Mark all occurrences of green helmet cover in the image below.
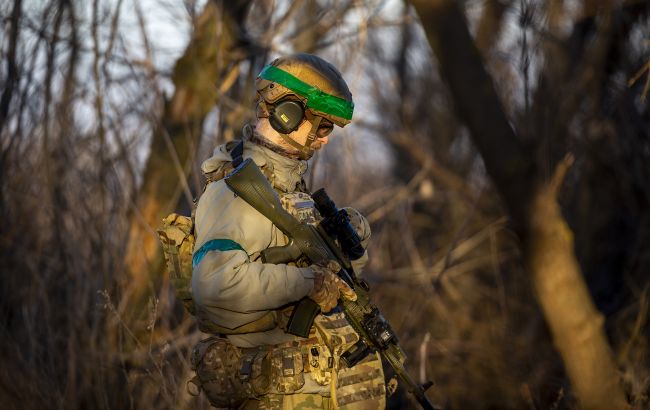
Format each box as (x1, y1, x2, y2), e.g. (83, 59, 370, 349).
(258, 64, 354, 121)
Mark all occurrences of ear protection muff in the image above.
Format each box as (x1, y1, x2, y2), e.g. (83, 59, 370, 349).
(257, 96, 323, 159)
(268, 100, 305, 134)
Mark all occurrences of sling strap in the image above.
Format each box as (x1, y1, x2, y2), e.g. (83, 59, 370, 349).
(231, 139, 244, 168)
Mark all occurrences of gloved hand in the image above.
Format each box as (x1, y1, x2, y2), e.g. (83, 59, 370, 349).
(308, 260, 357, 313)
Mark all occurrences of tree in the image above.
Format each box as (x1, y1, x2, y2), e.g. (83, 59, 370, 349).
(123, 0, 253, 305)
(409, 0, 635, 408)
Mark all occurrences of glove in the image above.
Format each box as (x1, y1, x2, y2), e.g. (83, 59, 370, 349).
(308, 260, 357, 313)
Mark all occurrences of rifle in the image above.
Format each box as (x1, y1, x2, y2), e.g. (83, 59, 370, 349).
(224, 158, 439, 410)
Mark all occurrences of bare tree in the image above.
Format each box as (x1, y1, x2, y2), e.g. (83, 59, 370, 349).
(123, 0, 254, 305)
(409, 0, 642, 408)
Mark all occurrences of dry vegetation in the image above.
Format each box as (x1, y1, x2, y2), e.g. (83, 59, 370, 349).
(1, 0, 649, 409)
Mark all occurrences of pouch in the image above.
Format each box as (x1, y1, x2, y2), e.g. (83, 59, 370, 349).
(190, 337, 247, 408)
(240, 349, 272, 397)
(306, 343, 333, 386)
(157, 213, 195, 315)
(271, 346, 305, 393)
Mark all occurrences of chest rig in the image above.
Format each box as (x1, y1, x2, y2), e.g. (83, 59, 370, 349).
(279, 192, 319, 225)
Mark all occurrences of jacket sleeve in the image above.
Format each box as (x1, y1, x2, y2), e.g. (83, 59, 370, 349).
(191, 181, 315, 317)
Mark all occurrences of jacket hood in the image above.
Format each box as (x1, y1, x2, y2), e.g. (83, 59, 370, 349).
(201, 139, 308, 193)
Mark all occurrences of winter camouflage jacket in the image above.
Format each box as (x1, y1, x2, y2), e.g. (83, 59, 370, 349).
(192, 140, 369, 348)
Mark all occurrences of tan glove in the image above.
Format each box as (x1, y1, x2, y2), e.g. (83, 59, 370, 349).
(308, 260, 357, 313)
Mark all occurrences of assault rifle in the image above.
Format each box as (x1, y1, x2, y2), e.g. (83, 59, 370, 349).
(224, 158, 439, 410)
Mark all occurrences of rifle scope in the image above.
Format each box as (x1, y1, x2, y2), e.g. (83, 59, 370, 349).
(312, 188, 365, 261)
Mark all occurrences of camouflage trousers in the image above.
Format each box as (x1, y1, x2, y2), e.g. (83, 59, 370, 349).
(189, 313, 386, 409)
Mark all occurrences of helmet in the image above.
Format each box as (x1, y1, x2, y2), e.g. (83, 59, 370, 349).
(256, 53, 354, 127)
(255, 53, 354, 159)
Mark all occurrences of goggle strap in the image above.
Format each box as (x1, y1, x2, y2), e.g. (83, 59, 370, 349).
(304, 116, 322, 150)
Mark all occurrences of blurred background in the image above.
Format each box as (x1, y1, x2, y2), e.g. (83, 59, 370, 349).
(1, 0, 649, 408)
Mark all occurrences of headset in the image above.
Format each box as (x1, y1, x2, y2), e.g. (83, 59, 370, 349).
(268, 99, 306, 134)
(261, 97, 324, 159)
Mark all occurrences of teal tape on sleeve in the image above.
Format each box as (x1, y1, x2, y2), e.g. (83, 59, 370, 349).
(192, 239, 246, 269)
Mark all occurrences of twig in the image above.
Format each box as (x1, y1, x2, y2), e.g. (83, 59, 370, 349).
(431, 217, 507, 283)
(366, 165, 428, 223)
(628, 57, 650, 103)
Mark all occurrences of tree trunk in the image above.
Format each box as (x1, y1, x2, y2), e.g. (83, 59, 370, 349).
(409, 1, 627, 408)
(124, 0, 251, 301)
(528, 157, 628, 409)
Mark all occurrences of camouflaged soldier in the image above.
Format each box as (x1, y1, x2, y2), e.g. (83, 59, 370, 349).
(189, 54, 386, 409)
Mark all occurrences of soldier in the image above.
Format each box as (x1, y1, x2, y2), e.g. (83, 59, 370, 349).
(188, 54, 386, 409)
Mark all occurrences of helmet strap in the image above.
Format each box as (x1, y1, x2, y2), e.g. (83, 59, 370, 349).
(249, 131, 302, 159)
(303, 114, 322, 150)
(276, 115, 321, 160)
